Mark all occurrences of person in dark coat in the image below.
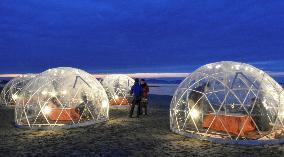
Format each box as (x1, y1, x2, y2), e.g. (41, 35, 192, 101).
(129, 78, 143, 118)
(251, 97, 270, 131)
(140, 79, 149, 115)
(188, 83, 208, 104)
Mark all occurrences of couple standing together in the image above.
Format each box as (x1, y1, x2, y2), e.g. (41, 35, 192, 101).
(129, 78, 149, 118)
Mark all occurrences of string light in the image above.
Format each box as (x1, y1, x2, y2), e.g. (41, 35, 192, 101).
(189, 108, 200, 119)
(235, 65, 240, 70)
(50, 91, 57, 97)
(102, 100, 108, 108)
(41, 90, 47, 95)
(42, 106, 52, 115)
(215, 64, 221, 69)
(207, 65, 213, 69)
(62, 90, 67, 95)
(12, 94, 18, 100)
(114, 95, 119, 99)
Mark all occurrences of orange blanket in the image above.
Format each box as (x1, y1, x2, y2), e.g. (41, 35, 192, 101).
(110, 98, 129, 106)
(49, 108, 80, 121)
(203, 114, 255, 136)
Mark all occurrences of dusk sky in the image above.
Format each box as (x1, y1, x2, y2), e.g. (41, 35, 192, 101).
(1, 0, 284, 74)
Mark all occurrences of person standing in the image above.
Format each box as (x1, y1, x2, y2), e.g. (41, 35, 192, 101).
(250, 97, 270, 131)
(129, 78, 142, 118)
(140, 79, 149, 115)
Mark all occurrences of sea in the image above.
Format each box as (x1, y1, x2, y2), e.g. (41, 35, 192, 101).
(148, 83, 179, 96)
(148, 76, 284, 96)
(1, 76, 283, 96)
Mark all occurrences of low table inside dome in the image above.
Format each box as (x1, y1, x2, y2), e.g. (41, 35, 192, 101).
(48, 108, 80, 121)
(203, 112, 256, 137)
(109, 97, 129, 106)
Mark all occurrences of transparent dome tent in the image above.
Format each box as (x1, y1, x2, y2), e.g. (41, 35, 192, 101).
(15, 67, 109, 129)
(1, 74, 36, 106)
(170, 61, 284, 145)
(101, 74, 134, 108)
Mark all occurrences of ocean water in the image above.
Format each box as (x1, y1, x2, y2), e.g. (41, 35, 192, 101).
(149, 76, 284, 96)
(149, 84, 179, 96)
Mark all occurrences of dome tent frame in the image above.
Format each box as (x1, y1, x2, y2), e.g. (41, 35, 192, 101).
(170, 61, 284, 145)
(15, 67, 109, 129)
(1, 74, 36, 106)
(101, 74, 134, 108)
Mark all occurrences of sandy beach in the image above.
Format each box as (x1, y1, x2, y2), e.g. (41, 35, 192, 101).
(0, 95, 284, 157)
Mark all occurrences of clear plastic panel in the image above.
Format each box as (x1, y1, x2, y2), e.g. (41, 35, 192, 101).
(170, 61, 284, 144)
(15, 67, 109, 129)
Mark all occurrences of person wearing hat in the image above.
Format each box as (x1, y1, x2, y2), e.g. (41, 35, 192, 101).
(129, 78, 143, 118)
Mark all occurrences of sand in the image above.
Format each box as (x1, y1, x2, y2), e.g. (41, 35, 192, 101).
(0, 95, 284, 157)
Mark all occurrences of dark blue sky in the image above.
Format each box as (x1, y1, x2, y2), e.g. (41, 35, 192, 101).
(0, 0, 284, 73)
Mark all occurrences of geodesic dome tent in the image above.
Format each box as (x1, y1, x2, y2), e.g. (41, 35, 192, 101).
(170, 61, 284, 145)
(1, 74, 36, 106)
(15, 67, 109, 129)
(101, 74, 134, 107)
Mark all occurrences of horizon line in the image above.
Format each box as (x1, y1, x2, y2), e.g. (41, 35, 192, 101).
(0, 71, 284, 78)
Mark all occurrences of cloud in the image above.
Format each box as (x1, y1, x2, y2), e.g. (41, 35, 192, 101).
(267, 71, 284, 77)
(0, 74, 22, 77)
(249, 60, 284, 66)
